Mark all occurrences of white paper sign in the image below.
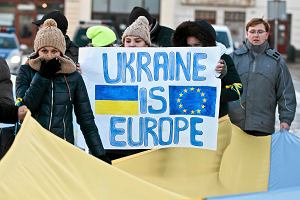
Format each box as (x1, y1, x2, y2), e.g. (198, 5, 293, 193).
(79, 47, 221, 150)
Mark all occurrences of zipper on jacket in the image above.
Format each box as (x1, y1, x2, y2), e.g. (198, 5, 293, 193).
(252, 60, 256, 72)
(63, 105, 67, 140)
(48, 81, 54, 130)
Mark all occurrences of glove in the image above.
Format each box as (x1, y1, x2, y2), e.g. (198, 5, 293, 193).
(39, 58, 61, 79)
(96, 155, 112, 165)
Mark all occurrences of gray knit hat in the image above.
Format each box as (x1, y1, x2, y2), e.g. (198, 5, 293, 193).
(122, 16, 151, 46)
(34, 19, 66, 54)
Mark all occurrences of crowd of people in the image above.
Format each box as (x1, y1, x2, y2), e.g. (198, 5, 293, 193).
(0, 7, 297, 162)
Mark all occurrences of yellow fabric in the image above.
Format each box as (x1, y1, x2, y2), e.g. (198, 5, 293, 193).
(113, 116, 272, 199)
(113, 115, 232, 198)
(0, 111, 189, 200)
(95, 100, 138, 115)
(219, 124, 271, 193)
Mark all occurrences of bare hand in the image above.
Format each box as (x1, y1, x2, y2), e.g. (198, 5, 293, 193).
(18, 105, 28, 122)
(280, 122, 290, 131)
(215, 59, 225, 73)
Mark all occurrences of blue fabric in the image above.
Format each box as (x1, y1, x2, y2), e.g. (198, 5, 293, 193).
(95, 85, 138, 101)
(268, 131, 300, 191)
(206, 186, 300, 199)
(169, 86, 216, 117)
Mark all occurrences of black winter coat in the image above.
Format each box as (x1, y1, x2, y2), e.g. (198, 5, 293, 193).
(16, 55, 105, 157)
(219, 54, 243, 117)
(0, 103, 18, 124)
(150, 19, 174, 47)
(65, 35, 79, 64)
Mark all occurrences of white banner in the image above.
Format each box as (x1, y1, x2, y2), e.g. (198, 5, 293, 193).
(79, 47, 221, 150)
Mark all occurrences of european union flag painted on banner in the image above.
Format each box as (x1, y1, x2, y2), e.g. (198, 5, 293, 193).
(95, 85, 138, 115)
(169, 86, 216, 117)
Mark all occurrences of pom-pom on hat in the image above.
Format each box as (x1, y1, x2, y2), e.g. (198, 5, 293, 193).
(34, 19, 66, 54)
(86, 25, 117, 47)
(122, 16, 151, 46)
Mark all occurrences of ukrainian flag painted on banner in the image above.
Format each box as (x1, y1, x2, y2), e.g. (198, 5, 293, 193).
(169, 86, 216, 117)
(95, 85, 138, 115)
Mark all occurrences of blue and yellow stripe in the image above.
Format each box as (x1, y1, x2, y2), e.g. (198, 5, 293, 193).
(95, 85, 138, 115)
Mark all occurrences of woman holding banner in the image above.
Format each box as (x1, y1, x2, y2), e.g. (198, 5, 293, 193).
(166, 20, 243, 173)
(15, 19, 111, 164)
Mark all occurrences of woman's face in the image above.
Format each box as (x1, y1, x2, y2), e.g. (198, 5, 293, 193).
(38, 46, 60, 60)
(187, 36, 203, 47)
(124, 36, 148, 47)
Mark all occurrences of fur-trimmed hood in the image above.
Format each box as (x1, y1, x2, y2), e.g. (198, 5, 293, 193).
(28, 52, 76, 74)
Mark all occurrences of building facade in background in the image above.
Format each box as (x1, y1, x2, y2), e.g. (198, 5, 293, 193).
(160, 0, 298, 53)
(0, 0, 64, 48)
(0, 0, 299, 53)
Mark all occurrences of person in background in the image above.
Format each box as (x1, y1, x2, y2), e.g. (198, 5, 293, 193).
(86, 25, 117, 47)
(172, 20, 243, 118)
(32, 10, 79, 63)
(228, 18, 296, 136)
(128, 6, 174, 47)
(16, 19, 110, 164)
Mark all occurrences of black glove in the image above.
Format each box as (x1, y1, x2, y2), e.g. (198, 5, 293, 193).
(96, 155, 112, 165)
(39, 58, 61, 79)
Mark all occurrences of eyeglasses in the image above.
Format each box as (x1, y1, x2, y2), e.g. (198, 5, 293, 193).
(248, 29, 266, 35)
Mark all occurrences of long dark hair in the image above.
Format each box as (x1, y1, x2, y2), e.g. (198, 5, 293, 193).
(172, 21, 216, 47)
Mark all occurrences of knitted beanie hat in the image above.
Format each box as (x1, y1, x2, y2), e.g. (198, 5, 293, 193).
(122, 16, 151, 46)
(34, 19, 66, 54)
(86, 25, 117, 47)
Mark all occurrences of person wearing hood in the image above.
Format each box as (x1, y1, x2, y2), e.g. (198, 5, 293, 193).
(228, 18, 296, 136)
(172, 20, 243, 118)
(32, 10, 79, 63)
(16, 19, 110, 164)
(128, 6, 174, 47)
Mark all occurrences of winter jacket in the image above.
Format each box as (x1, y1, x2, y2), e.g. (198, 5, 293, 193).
(65, 35, 79, 63)
(228, 41, 296, 134)
(16, 55, 106, 157)
(0, 58, 14, 105)
(150, 19, 174, 47)
(219, 54, 243, 118)
(0, 103, 18, 124)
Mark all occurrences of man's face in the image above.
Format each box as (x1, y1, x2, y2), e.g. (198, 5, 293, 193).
(246, 23, 269, 45)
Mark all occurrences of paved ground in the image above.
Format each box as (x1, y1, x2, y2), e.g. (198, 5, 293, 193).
(280, 60, 300, 135)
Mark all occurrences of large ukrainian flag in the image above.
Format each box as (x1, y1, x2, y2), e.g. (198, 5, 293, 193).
(95, 85, 138, 115)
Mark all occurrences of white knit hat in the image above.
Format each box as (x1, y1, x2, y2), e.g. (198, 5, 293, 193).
(122, 16, 151, 46)
(34, 18, 66, 54)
